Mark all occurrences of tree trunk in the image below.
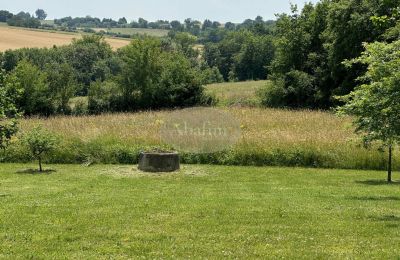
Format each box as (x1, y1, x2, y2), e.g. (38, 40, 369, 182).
(39, 156, 42, 172)
(388, 145, 392, 183)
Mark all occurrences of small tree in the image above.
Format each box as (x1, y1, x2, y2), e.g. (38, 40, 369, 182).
(337, 40, 400, 183)
(23, 126, 59, 172)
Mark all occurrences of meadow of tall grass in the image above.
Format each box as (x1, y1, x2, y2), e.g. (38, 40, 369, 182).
(205, 81, 266, 107)
(4, 107, 397, 170)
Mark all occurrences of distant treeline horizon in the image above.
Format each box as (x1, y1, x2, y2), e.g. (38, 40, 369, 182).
(0, 8, 275, 31)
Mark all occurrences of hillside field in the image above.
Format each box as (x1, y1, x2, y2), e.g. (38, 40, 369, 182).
(0, 26, 130, 51)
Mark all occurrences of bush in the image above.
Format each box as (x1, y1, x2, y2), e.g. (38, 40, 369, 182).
(88, 80, 121, 113)
(71, 98, 88, 115)
(261, 71, 316, 108)
(259, 80, 286, 108)
(199, 66, 224, 85)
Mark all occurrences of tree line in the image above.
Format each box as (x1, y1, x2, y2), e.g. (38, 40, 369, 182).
(0, 35, 215, 116)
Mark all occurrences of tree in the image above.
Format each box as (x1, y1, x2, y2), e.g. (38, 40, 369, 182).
(35, 9, 47, 20)
(11, 60, 52, 115)
(118, 38, 163, 110)
(0, 70, 21, 152)
(88, 80, 121, 113)
(170, 20, 183, 31)
(337, 40, 400, 183)
(118, 17, 127, 25)
(23, 126, 59, 172)
(0, 10, 13, 22)
(66, 35, 113, 95)
(44, 62, 77, 114)
(138, 17, 148, 28)
(157, 52, 205, 108)
(172, 32, 198, 59)
(233, 34, 275, 81)
(224, 22, 236, 30)
(7, 12, 40, 28)
(117, 38, 206, 110)
(202, 19, 213, 30)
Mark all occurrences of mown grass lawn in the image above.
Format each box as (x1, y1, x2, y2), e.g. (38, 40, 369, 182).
(0, 164, 399, 258)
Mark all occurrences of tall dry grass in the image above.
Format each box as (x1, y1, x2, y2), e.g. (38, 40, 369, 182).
(7, 107, 394, 170)
(205, 81, 267, 107)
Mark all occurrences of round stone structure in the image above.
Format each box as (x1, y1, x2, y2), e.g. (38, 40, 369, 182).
(138, 152, 180, 172)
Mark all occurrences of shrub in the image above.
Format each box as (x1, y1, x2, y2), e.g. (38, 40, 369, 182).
(259, 80, 286, 108)
(88, 80, 121, 113)
(71, 98, 88, 116)
(261, 71, 316, 108)
(199, 66, 224, 85)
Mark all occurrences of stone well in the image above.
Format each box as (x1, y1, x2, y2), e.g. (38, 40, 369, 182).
(138, 152, 180, 172)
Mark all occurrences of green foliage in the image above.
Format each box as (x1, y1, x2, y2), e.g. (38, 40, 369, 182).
(23, 126, 59, 171)
(65, 35, 113, 95)
(88, 80, 121, 113)
(233, 35, 275, 81)
(10, 60, 52, 115)
(0, 70, 21, 151)
(117, 37, 206, 110)
(0, 10, 13, 22)
(0, 34, 208, 115)
(265, 70, 316, 108)
(158, 52, 205, 108)
(199, 66, 224, 85)
(35, 9, 47, 20)
(118, 38, 163, 109)
(338, 40, 400, 145)
(268, 0, 400, 109)
(204, 30, 274, 81)
(3, 1, 400, 113)
(171, 32, 199, 59)
(259, 81, 286, 108)
(44, 62, 77, 114)
(5, 59, 77, 116)
(337, 40, 400, 181)
(7, 11, 40, 28)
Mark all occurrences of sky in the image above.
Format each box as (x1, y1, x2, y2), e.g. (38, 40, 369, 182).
(2, 0, 319, 23)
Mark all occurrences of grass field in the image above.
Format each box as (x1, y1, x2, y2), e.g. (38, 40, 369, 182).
(4, 106, 395, 170)
(0, 26, 130, 51)
(0, 164, 399, 258)
(205, 80, 267, 107)
(93, 27, 169, 37)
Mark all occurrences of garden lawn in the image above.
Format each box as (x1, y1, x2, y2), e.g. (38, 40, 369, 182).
(0, 164, 400, 258)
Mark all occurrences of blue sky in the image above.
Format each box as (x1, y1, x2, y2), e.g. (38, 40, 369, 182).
(2, 0, 319, 23)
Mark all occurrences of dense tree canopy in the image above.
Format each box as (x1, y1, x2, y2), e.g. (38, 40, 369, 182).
(262, 0, 400, 108)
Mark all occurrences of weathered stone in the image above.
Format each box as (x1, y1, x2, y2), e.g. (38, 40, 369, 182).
(138, 152, 180, 172)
